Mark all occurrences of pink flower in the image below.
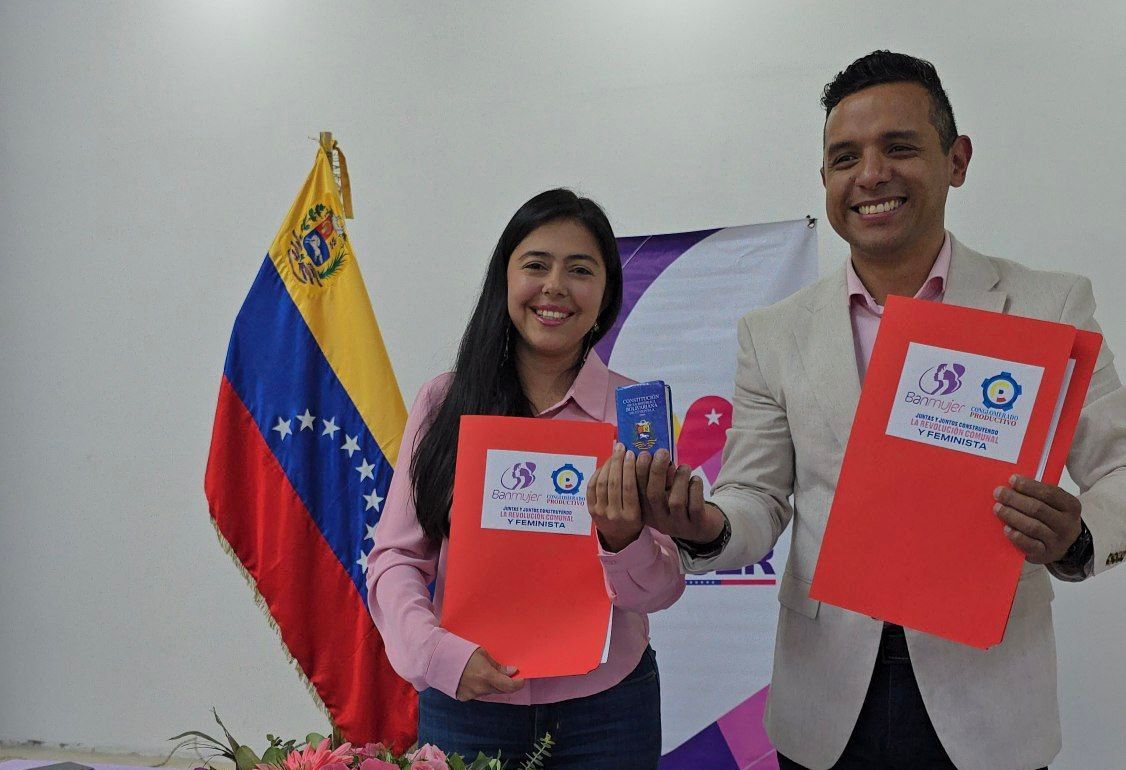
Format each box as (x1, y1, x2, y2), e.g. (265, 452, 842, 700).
(358, 760, 398, 770)
(358, 743, 388, 759)
(406, 745, 447, 764)
(409, 762, 449, 770)
(279, 739, 354, 770)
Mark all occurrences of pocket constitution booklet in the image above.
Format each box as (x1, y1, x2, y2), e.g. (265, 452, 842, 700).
(615, 380, 675, 461)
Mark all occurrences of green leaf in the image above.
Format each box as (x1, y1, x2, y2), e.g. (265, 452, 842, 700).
(516, 733, 553, 770)
(154, 737, 210, 767)
(261, 746, 285, 766)
(167, 730, 225, 745)
(234, 745, 261, 770)
(466, 754, 504, 770)
(316, 251, 345, 280)
(305, 732, 326, 748)
(211, 708, 242, 755)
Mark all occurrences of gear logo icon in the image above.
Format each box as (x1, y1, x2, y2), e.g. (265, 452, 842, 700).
(981, 372, 1022, 411)
(551, 463, 584, 495)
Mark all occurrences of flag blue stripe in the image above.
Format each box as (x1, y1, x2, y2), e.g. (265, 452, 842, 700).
(222, 257, 393, 598)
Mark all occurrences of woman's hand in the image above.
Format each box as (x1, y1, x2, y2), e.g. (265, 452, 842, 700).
(588, 442, 645, 552)
(634, 448, 724, 544)
(455, 647, 525, 701)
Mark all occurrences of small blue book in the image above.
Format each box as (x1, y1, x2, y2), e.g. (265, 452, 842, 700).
(615, 380, 675, 462)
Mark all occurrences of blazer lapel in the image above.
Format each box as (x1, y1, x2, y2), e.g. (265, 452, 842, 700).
(794, 239, 1006, 450)
(794, 267, 862, 450)
(942, 236, 1007, 313)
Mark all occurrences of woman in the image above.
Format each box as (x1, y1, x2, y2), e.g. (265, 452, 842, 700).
(367, 189, 684, 768)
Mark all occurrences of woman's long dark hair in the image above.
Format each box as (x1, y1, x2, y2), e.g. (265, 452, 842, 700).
(410, 189, 623, 541)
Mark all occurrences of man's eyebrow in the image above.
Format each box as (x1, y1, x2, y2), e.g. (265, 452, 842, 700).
(881, 130, 923, 142)
(825, 130, 925, 158)
(825, 140, 857, 158)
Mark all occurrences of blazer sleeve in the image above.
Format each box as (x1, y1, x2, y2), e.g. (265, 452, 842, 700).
(681, 311, 796, 574)
(1051, 276, 1126, 580)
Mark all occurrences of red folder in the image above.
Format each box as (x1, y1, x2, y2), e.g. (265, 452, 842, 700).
(810, 296, 1100, 648)
(440, 415, 616, 677)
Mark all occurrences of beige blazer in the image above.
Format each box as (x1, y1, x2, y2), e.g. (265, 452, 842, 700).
(683, 237, 1126, 770)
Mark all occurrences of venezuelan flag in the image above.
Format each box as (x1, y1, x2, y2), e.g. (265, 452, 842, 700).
(205, 144, 416, 749)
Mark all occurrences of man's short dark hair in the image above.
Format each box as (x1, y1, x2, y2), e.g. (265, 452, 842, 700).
(822, 51, 959, 152)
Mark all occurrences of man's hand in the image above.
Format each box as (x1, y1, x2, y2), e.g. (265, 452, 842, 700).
(634, 448, 725, 544)
(588, 443, 644, 552)
(455, 647, 525, 701)
(993, 475, 1083, 564)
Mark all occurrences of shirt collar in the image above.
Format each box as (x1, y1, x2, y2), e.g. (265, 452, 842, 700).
(538, 351, 611, 420)
(846, 231, 951, 313)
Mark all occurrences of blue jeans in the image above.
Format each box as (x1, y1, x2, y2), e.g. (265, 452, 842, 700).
(418, 645, 661, 769)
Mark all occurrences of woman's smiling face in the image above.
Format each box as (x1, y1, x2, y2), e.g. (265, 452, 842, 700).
(506, 218, 607, 363)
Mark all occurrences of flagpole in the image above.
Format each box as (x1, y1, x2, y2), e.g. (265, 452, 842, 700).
(319, 130, 338, 185)
(319, 130, 353, 219)
(315, 132, 353, 747)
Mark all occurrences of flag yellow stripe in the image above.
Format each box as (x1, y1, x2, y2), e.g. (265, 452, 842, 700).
(268, 149, 406, 464)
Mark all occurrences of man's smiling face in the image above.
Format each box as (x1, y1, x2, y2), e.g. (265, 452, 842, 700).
(822, 81, 970, 263)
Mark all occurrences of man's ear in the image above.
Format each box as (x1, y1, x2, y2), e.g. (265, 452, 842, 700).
(949, 135, 973, 188)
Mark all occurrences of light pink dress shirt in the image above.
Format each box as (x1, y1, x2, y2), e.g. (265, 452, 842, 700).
(366, 353, 685, 704)
(847, 233, 952, 378)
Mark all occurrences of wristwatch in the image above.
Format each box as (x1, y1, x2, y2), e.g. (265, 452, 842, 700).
(675, 510, 731, 559)
(1056, 518, 1093, 571)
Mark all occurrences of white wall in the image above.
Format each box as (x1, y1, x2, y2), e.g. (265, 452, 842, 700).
(1, 1, 1122, 766)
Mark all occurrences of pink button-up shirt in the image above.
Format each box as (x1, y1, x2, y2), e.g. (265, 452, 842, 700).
(847, 233, 952, 377)
(367, 353, 685, 704)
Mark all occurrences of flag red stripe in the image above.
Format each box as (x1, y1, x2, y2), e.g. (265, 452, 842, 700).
(205, 376, 417, 749)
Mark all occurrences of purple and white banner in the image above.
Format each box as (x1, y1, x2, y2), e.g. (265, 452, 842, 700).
(595, 219, 818, 769)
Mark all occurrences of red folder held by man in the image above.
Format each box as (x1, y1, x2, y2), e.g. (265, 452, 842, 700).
(810, 296, 1100, 648)
(441, 415, 616, 677)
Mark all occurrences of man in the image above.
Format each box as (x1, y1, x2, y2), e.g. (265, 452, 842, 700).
(637, 51, 1125, 769)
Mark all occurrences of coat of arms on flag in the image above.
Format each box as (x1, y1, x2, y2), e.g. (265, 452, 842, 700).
(286, 204, 348, 285)
(205, 139, 416, 750)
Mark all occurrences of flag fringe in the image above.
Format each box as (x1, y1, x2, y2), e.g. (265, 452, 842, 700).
(208, 515, 334, 729)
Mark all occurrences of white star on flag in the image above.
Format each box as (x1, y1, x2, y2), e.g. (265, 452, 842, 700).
(364, 489, 384, 511)
(356, 459, 375, 481)
(341, 435, 360, 457)
(272, 417, 293, 439)
(365, 523, 377, 542)
(296, 409, 316, 431)
(705, 408, 722, 426)
(356, 550, 369, 571)
(321, 417, 340, 438)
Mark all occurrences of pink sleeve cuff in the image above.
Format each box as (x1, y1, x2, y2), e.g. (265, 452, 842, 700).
(423, 630, 479, 698)
(598, 527, 685, 612)
(598, 526, 660, 573)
